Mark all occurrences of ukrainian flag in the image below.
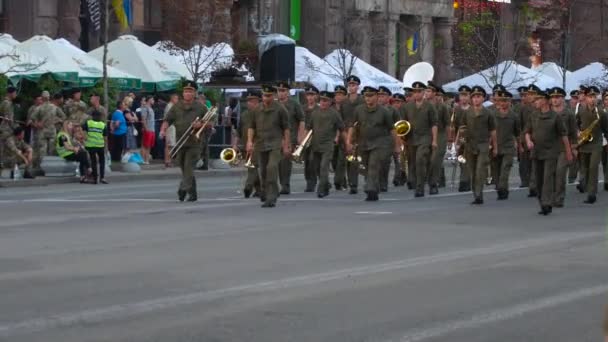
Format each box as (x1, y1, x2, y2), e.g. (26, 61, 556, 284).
(407, 32, 419, 56)
(112, 0, 132, 30)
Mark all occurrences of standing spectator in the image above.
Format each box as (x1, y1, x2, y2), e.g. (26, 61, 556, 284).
(162, 94, 179, 167)
(224, 97, 239, 128)
(140, 96, 156, 164)
(87, 93, 108, 123)
(110, 101, 127, 162)
(83, 110, 108, 184)
(123, 97, 139, 151)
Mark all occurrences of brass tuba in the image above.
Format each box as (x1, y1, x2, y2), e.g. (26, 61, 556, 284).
(394, 120, 411, 137)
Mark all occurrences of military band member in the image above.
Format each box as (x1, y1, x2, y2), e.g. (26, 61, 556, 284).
(392, 93, 408, 186)
(514, 86, 533, 190)
(487, 84, 506, 186)
(453, 85, 472, 192)
(161, 81, 209, 202)
(346, 86, 400, 201)
(402, 82, 438, 197)
(568, 90, 581, 184)
(525, 89, 573, 215)
(377, 86, 400, 192)
(492, 90, 520, 200)
(303, 85, 320, 192)
(307, 91, 345, 198)
(600, 90, 608, 192)
(275, 81, 304, 195)
(459, 86, 497, 204)
(426, 81, 450, 194)
(247, 85, 290, 208)
(550, 87, 578, 207)
(525, 84, 543, 197)
(332, 85, 348, 190)
(232, 90, 262, 198)
(342, 75, 365, 194)
(576, 86, 608, 204)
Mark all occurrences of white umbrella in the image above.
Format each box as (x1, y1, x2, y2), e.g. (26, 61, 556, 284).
(0, 44, 49, 83)
(89, 35, 189, 91)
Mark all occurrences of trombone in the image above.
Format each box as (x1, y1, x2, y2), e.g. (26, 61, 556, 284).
(292, 130, 313, 163)
(169, 106, 218, 159)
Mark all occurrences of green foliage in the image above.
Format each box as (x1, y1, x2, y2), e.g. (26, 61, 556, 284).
(81, 80, 120, 107)
(0, 74, 8, 99)
(13, 74, 63, 122)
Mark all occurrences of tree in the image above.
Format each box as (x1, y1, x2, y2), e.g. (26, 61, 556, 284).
(0, 51, 46, 75)
(159, 0, 233, 84)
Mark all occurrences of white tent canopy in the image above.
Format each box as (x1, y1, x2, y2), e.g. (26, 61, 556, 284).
(570, 62, 607, 89)
(0, 43, 51, 82)
(532, 62, 576, 91)
(295, 47, 342, 91)
(444, 61, 557, 95)
(55, 38, 86, 55)
(324, 49, 404, 93)
(89, 35, 189, 91)
(0, 33, 19, 47)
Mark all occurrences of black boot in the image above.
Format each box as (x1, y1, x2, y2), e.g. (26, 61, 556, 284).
(604, 183, 608, 191)
(365, 191, 379, 201)
(414, 191, 424, 198)
(261, 201, 276, 208)
(576, 183, 585, 193)
(538, 206, 551, 215)
(177, 190, 187, 202)
(349, 188, 358, 195)
(243, 187, 252, 198)
(429, 186, 439, 195)
(584, 195, 596, 204)
(528, 190, 537, 198)
(23, 170, 35, 179)
(280, 186, 290, 195)
(471, 197, 483, 205)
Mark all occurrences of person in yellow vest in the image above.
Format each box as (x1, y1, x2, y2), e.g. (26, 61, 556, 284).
(56, 120, 92, 183)
(82, 110, 108, 184)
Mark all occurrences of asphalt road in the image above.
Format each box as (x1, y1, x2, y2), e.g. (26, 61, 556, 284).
(0, 170, 607, 342)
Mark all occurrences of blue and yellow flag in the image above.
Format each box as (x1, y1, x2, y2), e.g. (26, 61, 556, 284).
(407, 32, 419, 56)
(112, 0, 131, 30)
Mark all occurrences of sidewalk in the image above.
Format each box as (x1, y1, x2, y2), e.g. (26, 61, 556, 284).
(0, 161, 304, 188)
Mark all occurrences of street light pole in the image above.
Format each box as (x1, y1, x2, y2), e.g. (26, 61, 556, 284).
(103, 0, 110, 109)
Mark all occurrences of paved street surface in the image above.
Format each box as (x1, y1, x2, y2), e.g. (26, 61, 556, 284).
(0, 171, 607, 342)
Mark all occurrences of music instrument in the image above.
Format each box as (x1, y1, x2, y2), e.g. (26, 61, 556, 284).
(292, 130, 313, 163)
(394, 120, 411, 137)
(345, 121, 366, 172)
(403, 62, 434, 88)
(577, 106, 600, 146)
(170, 106, 218, 159)
(220, 147, 255, 168)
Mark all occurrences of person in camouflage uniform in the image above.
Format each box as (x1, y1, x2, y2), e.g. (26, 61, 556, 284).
(31, 92, 66, 173)
(64, 89, 89, 126)
(87, 93, 108, 124)
(5, 127, 34, 179)
(0, 86, 17, 171)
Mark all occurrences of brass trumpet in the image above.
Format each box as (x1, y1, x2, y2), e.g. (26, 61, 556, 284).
(220, 147, 255, 169)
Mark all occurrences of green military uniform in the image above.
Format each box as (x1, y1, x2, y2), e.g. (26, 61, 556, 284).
(526, 101, 568, 214)
(302, 90, 319, 192)
(454, 103, 471, 191)
(601, 104, 608, 192)
(331, 85, 348, 190)
(277, 92, 304, 194)
(378, 87, 400, 193)
(429, 100, 450, 193)
(492, 94, 520, 200)
(341, 93, 364, 194)
(307, 92, 344, 197)
(0, 97, 15, 169)
(352, 87, 395, 201)
(5, 135, 32, 173)
(64, 98, 89, 125)
(402, 83, 438, 196)
(31, 101, 66, 171)
(551, 89, 578, 207)
(250, 89, 289, 207)
(460, 86, 496, 204)
(164, 85, 207, 201)
(519, 84, 541, 194)
(577, 91, 608, 202)
(568, 91, 582, 184)
(237, 102, 261, 197)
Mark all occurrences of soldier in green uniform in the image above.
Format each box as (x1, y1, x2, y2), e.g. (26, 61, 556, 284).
(392, 93, 408, 186)
(346, 86, 400, 201)
(453, 85, 472, 192)
(307, 91, 345, 198)
(377, 86, 400, 192)
(232, 90, 262, 198)
(5, 127, 34, 179)
(426, 81, 450, 195)
(342, 75, 365, 194)
(600, 90, 608, 192)
(402, 82, 438, 197)
(302, 85, 320, 192)
(487, 85, 506, 186)
(332, 85, 348, 190)
(276, 81, 304, 195)
(161, 81, 209, 202)
(576, 86, 608, 204)
(491, 90, 520, 200)
(525, 89, 573, 215)
(31, 92, 66, 174)
(568, 90, 581, 184)
(549, 87, 578, 207)
(64, 89, 89, 126)
(0, 86, 17, 171)
(514, 86, 531, 189)
(87, 93, 108, 124)
(459, 86, 498, 204)
(247, 85, 290, 208)
(524, 84, 542, 197)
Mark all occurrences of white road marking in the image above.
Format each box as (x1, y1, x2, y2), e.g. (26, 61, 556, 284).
(355, 211, 393, 215)
(388, 284, 608, 342)
(0, 232, 600, 337)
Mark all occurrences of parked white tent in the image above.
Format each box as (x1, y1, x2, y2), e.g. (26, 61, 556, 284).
(89, 35, 189, 91)
(295, 47, 342, 91)
(324, 49, 404, 93)
(444, 61, 557, 95)
(532, 62, 576, 91)
(570, 62, 607, 89)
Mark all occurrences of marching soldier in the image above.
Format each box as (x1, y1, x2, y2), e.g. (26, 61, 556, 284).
(303, 85, 320, 192)
(525, 89, 573, 215)
(514, 86, 533, 190)
(576, 86, 608, 204)
(459, 86, 497, 204)
(276, 81, 304, 195)
(392, 93, 408, 186)
(232, 90, 262, 198)
(161, 80, 209, 202)
(491, 90, 520, 200)
(525, 84, 542, 197)
(377, 86, 400, 192)
(402, 82, 438, 197)
(5, 127, 34, 179)
(247, 85, 290, 208)
(346, 86, 400, 201)
(31, 92, 66, 174)
(487, 84, 506, 186)
(0, 86, 17, 171)
(307, 91, 345, 198)
(342, 75, 365, 194)
(568, 90, 581, 184)
(549, 87, 578, 207)
(332, 85, 348, 190)
(426, 81, 450, 195)
(601, 90, 608, 192)
(452, 85, 472, 192)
